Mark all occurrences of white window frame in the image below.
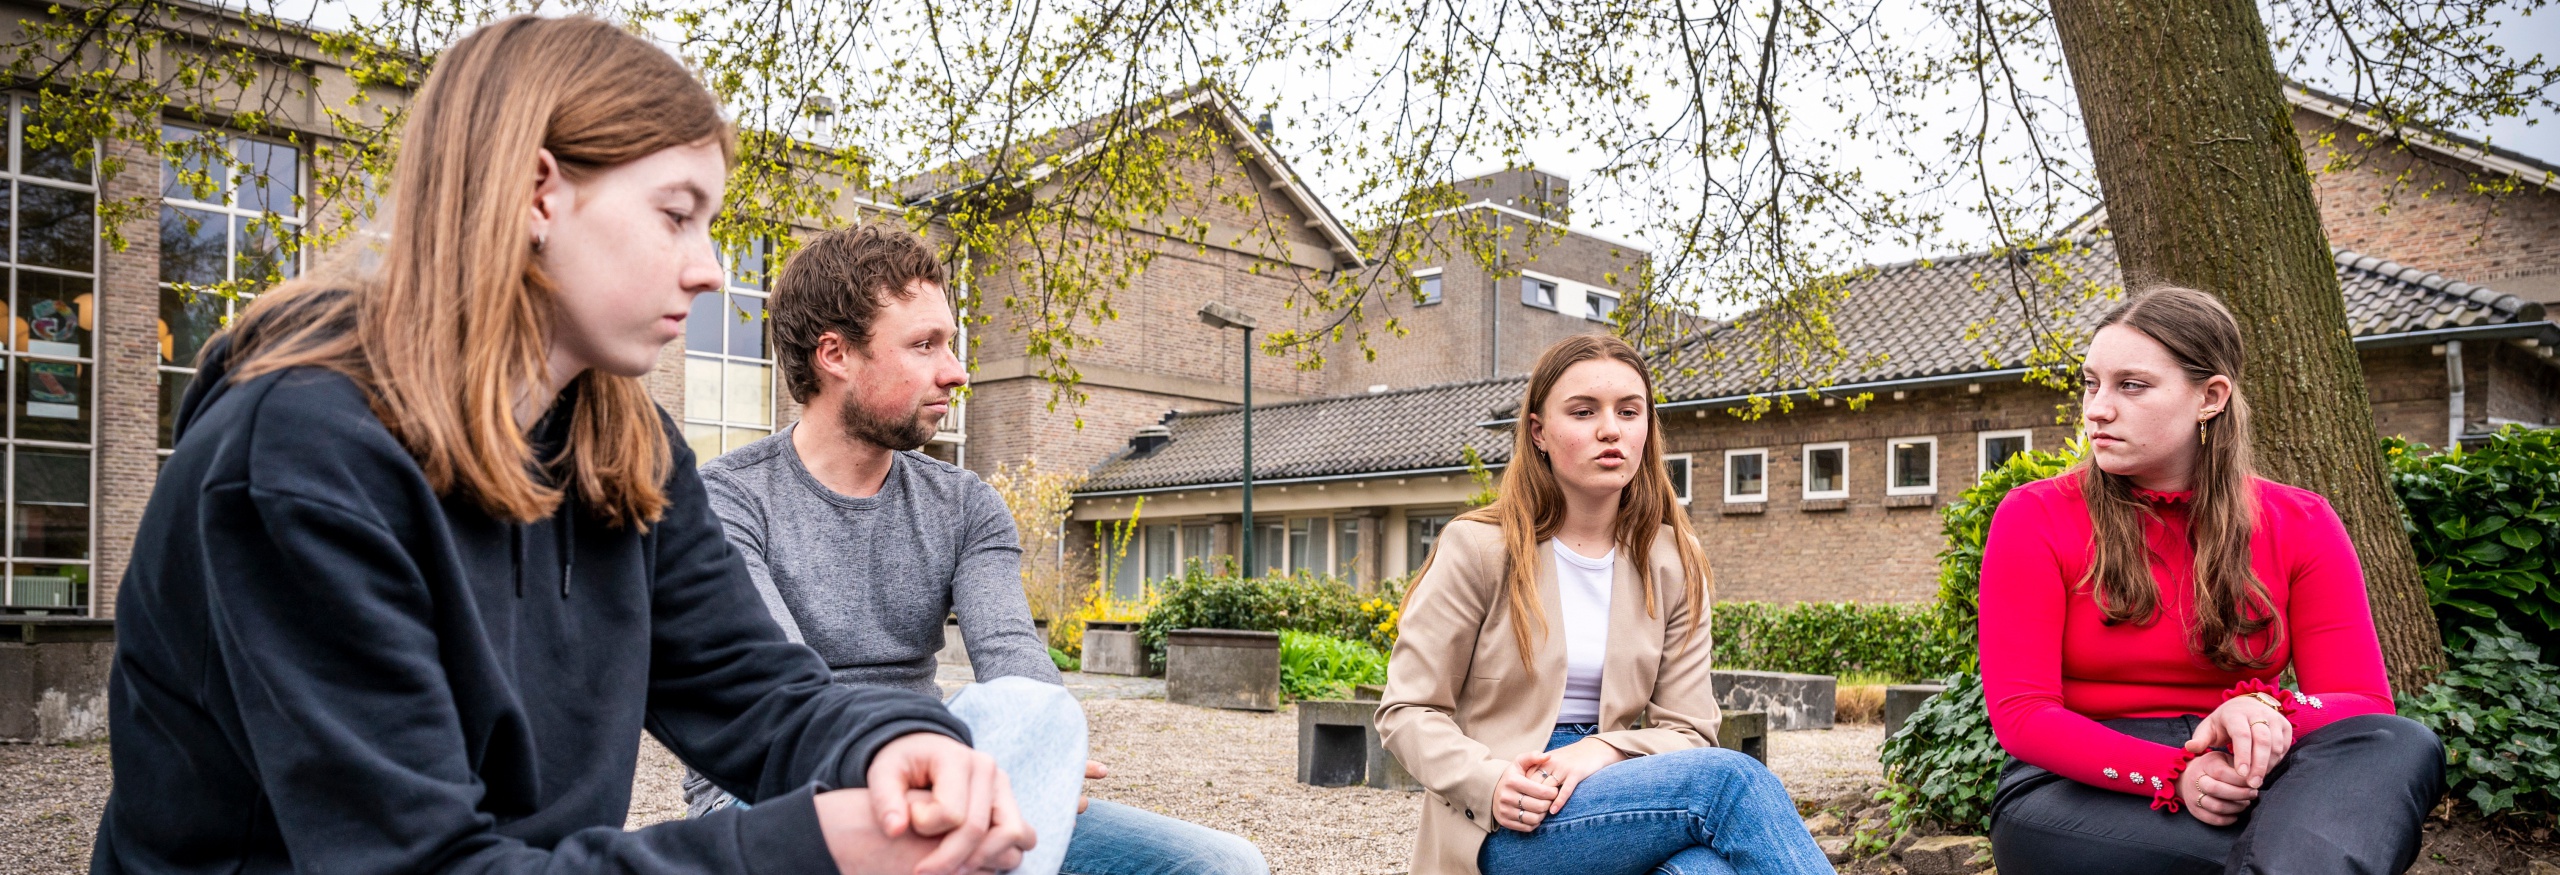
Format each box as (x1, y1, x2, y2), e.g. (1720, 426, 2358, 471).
(5, 93, 102, 614)
(1722, 448, 1768, 503)
(682, 238, 778, 463)
(1412, 267, 1444, 306)
(1886, 435, 1939, 496)
(1658, 452, 1693, 505)
(1802, 442, 1850, 500)
(1978, 429, 2033, 474)
(157, 122, 307, 457)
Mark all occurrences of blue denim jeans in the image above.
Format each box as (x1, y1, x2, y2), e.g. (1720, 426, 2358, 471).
(1061, 799, 1268, 875)
(1477, 724, 1834, 875)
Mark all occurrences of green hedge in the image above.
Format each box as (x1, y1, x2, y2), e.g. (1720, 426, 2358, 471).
(2388, 427, 2560, 651)
(1135, 567, 1402, 670)
(1936, 442, 2081, 624)
(1712, 601, 1972, 681)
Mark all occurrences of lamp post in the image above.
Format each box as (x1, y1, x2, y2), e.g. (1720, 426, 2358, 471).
(1197, 302, 1259, 576)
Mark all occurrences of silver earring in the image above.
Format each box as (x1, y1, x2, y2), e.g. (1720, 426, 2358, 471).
(533, 231, 547, 252)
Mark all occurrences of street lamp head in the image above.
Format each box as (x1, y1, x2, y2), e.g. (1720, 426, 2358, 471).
(1197, 301, 1258, 331)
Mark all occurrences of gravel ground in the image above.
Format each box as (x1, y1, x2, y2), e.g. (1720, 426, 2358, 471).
(13, 702, 1878, 875)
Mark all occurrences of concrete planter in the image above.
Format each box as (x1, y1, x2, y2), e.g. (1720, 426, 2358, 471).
(936, 618, 1048, 668)
(1292, 699, 1420, 791)
(2, 618, 114, 744)
(1712, 670, 1837, 730)
(1884, 684, 1949, 737)
(1716, 709, 1769, 764)
(1080, 621, 1152, 677)
(1165, 628, 1280, 712)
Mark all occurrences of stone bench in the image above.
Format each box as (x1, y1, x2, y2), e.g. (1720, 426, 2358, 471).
(1884, 683, 1949, 737)
(1080, 621, 1152, 677)
(2, 617, 114, 744)
(1165, 629, 1279, 711)
(1712, 670, 1836, 730)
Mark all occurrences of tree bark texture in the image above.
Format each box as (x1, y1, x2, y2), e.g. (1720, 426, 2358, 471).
(2048, 0, 2445, 693)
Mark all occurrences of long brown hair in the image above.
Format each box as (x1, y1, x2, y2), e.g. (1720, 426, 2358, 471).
(1415, 334, 1712, 674)
(2079, 286, 2280, 670)
(223, 15, 733, 529)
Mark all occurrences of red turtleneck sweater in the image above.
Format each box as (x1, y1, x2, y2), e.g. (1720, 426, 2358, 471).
(1977, 475, 2395, 809)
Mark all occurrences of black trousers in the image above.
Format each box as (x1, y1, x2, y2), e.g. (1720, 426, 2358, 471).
(1988, 713, 2445, 875)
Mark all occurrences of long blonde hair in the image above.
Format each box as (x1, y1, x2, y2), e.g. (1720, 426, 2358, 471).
(2079, 286, 2280, 670)
(222, 15, 733, 529)
(1415, 334, 1712, 674)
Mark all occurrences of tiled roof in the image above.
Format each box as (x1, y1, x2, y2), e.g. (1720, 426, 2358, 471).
(1649, 238, 2548, 402)
(1077, 238, 2550, 494)
(1078, 376, 1526, 493)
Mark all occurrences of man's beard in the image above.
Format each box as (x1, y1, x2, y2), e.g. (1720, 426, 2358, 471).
(840, 394, 941, 452)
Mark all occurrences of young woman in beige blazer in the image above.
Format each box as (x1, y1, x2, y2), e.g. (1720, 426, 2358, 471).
(1377, 335, 1831, 875)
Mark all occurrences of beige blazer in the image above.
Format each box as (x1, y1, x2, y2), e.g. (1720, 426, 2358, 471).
(1375, 519, 1720, 875)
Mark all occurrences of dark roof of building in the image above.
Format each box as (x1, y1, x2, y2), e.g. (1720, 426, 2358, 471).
(1078, 376, 1525, 493)
(1077, 237, 2551, 494)
(2286, 82, 2560, 185)
(1647, 238, 2549, 403)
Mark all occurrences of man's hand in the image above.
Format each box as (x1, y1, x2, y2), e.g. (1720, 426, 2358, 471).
(1538, 737, 1627, 814)
(814, 789, 939, 875)
(863, 732, 1036, 875)
(2185, 695, 2293, 791)
(2173, 750, 2258, 827)
(1079, 760, 1107, 814)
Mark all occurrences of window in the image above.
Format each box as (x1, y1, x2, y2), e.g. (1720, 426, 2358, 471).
(1521, 277, 1557, 309)
(1181, 523, 1213, 572)
(159, 123, 303, 454)
(1287, 517, 1329, 576)
(1585, 289, 1618, 323)
(1334, 517, 1363, 586)
(1723, 448, 1767, 503)
(3, 95, 97, 614)
(1255, 520, 1286, 576)
(1143, 523, 1178, 581)
(1803, 443, 1849, 499)
(1406, 513, 1452, 574)
(1979, 430, 2032, 474)
(1888, 436, 1938, 495)
(683, 236, 776, 464)
(1662, 453, 1692, 504)
(1414, 268, 1443, 306)
(1105, 523, 1142, 600)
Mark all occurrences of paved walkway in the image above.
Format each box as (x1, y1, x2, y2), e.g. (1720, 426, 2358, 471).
(934, 662, 1169, 700)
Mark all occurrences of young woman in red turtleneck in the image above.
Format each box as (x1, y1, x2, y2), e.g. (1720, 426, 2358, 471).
(1979, 286, 2444, 875)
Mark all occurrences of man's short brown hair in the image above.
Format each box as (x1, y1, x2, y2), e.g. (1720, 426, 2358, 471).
(768, 224, 948, 403)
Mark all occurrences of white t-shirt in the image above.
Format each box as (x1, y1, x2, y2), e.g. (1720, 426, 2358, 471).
(1552, 541, 1614, 724)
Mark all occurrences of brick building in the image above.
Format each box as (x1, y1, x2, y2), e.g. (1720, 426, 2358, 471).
(1065, 87, 2560, 605)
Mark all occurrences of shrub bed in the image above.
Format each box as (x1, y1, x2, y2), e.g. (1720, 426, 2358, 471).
(1134, 567, 1405, 670)
(1711, 600, 1971, 681)
(1279, 630, 1389, 701)
(2387, 427, 2560, 652)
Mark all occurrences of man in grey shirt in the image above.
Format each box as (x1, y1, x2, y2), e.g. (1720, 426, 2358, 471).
(683, 225, 1266, 875)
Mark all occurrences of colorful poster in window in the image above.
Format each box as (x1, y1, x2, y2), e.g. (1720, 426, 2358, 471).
(26, 360, 79, 419)
(24, 298, 79, 358)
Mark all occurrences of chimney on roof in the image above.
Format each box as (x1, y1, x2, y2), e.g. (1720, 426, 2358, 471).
(1129, 424, 1173, 457)
(1456, 166, 1571, 223)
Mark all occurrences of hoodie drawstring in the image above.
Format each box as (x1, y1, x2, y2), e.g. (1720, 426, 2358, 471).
(558, 491, 574, 599)
(511, 523, 526, 599)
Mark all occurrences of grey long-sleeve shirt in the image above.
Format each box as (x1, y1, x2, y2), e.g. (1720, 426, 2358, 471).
(699, 425, 1061, 697)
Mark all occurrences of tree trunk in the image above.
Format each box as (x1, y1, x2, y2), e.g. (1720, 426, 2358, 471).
(2048, 0, 2444, 694)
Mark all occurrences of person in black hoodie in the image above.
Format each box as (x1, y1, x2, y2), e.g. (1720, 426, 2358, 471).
(91, 15, 1039, 875)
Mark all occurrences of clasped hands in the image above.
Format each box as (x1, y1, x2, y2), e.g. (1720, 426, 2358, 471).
(2175, 694, 2295, 826)
(1493, 738, 1626, 832)
(810, 732, 1039, 875)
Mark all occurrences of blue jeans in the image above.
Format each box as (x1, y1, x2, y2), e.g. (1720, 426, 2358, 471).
(692, 678, 1264, 875)
(1062, 799, 1268, 875)
(1477, 724, 1834, 875)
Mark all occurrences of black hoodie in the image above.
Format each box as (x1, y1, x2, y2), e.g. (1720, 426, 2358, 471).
(91, 340, 969, 875)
